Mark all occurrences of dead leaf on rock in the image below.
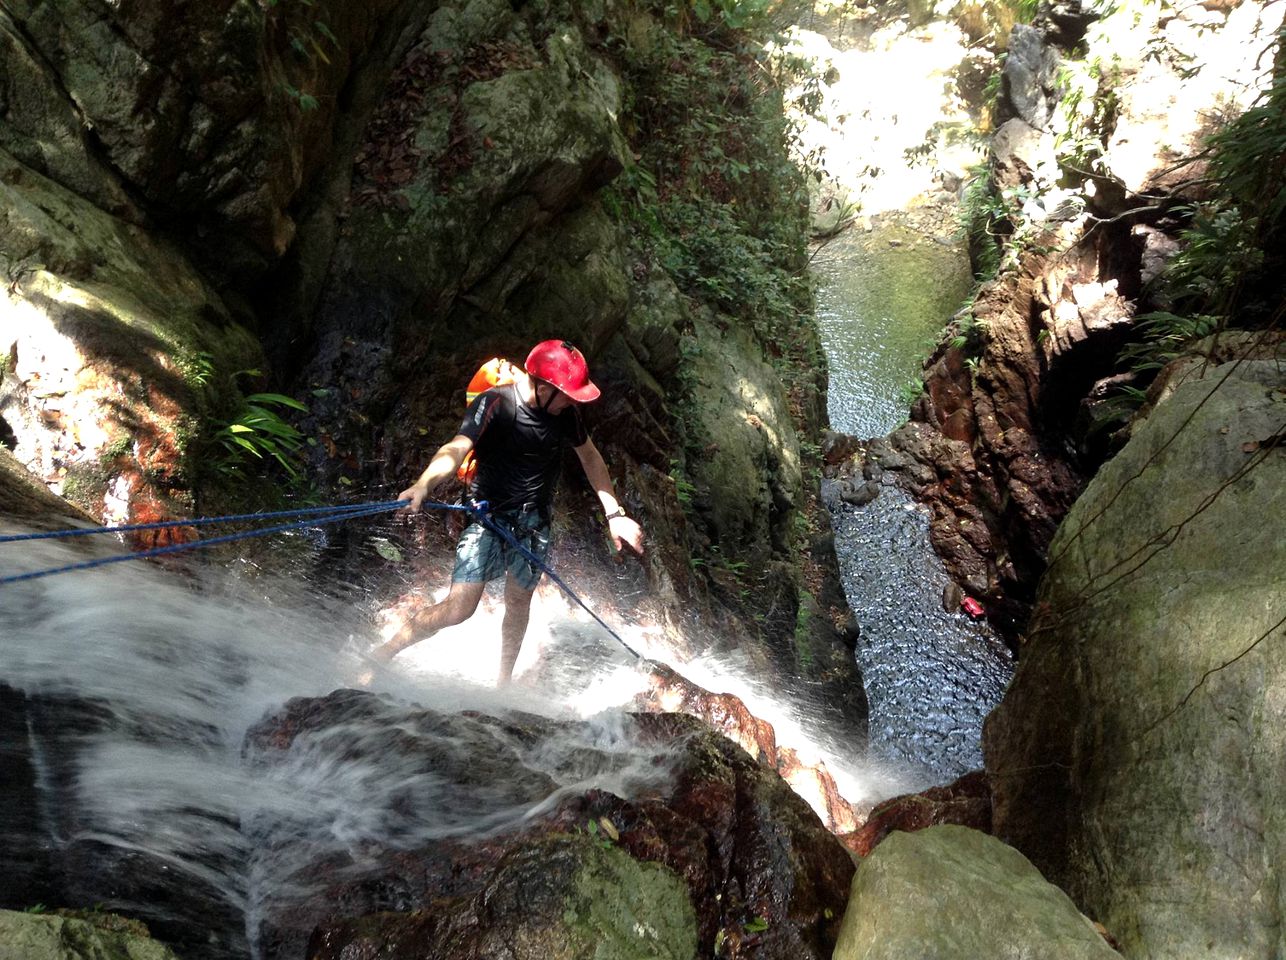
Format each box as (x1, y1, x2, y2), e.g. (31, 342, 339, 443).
(1243, 440, 1261, 453)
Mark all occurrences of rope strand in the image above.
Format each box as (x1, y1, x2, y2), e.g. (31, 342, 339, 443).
(0, 501, 406, 586)
(1, 495, 638, 664)
(0, 500, 408, 544)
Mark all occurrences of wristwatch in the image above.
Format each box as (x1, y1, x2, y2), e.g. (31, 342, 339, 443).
(604, 509, 627, 521)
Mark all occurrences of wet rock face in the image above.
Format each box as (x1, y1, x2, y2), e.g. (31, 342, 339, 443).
(5, 0, 403, 270)
(246, 693, 853, 960)
(0, 685, 55, 911)
(983, 338, 1286, 958)
(308, 832, 698, 960)
(841, 770, 990, 858)
(633, 662, 860, 835)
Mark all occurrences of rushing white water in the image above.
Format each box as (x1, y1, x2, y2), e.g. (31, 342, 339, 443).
(0, 520, 893, 956)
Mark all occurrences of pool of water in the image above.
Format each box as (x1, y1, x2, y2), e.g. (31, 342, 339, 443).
(812, 217, 1013, 786)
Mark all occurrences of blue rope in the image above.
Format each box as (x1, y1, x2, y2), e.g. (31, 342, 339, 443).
(0, 500, 406, 544)
(1, 493, 638, 662)
(0, 501, 407, 587)
(471, 502, 642, 661)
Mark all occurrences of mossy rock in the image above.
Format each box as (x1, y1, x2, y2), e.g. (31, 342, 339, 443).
(0, 909, 181, 960)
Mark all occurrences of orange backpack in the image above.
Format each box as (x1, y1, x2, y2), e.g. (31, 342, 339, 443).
(456, 357, 521, 484)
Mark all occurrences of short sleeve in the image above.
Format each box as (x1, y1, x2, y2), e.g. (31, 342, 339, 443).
(458, 388, 505, 443)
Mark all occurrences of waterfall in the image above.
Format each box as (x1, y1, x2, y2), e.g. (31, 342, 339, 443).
(0, 524, 887, 958)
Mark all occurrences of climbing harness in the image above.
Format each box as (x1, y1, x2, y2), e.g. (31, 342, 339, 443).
(0, 496, 641, 662)
(468, 499, 642, 660)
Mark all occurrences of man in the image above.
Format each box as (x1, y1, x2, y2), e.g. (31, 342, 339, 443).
(373, 339, 645, 685)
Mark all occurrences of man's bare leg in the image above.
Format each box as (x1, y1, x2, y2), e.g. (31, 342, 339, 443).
(498, 574, 537, 686)
(372, 580, 486, 662)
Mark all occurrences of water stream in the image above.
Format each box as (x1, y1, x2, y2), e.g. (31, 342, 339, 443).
(795, 14, 1014, 785)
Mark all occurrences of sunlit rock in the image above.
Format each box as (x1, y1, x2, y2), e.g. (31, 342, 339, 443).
(984, 333, 1286, 957)
(0, 151, 261, 528)
(0, 909, 181, 960)
(833, 825, 1119, 959)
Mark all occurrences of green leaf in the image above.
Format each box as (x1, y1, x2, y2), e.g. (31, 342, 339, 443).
(315, 20, 340, 47)
(245, 392, 308, 411)
(228, 436, 264, 457)
(373, 539, 403, 562)
(744, 916, 769, 933)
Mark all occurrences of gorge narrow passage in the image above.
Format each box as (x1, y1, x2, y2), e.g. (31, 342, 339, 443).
(793, 11, 1014, 784)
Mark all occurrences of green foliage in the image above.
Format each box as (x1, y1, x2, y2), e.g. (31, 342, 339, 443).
(1053, 58, 1113, 175)
(1118, 311, 1219, 372)
(897, 378, 926, 407)
(583, 817, 617, 849)
(669, 458, 697, 506)
(266, 0, 340, 112)
(793, 592, 814, 669)
(608, 12, 813, 346)
(690, 0, 774, 30)
(744, 915, 770, 933)
(958, 165, 1005, 280)
(945, 310, 991, 358)
(1116, 28, 1286, 379)
(213, 392, 309, 478)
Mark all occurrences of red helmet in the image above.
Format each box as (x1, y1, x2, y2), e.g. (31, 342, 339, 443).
(525, 340, 600, 403)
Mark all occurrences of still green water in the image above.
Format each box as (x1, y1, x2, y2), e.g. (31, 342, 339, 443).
(812, 221, 973, 437)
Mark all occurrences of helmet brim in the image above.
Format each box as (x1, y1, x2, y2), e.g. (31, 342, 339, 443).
(562, 381, 601, 403)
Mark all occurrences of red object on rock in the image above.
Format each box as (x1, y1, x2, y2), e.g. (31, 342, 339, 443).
(961, 596, 985, 619)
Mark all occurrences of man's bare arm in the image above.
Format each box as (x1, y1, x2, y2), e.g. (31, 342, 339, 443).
(573, 438, 644, 555)
(398, 434, 474, 513)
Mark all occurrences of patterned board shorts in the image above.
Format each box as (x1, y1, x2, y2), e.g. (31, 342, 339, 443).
(452, 508, 551, 591)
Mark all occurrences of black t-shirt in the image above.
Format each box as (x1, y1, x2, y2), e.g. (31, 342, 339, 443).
(457, 383, 588, 510)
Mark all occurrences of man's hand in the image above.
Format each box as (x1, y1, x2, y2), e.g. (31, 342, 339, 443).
(397, 482, 430, 516)
(398, 435, 473, 516)
(608, 514, 645, 556)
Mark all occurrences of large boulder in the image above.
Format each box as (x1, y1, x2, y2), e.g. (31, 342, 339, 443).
(984, 335, 1286, 957)
(832, 825, 1118, 959)
(308, 833, 697, 960)
(0, 148, 261, 525)
(244, 692, 853, 960)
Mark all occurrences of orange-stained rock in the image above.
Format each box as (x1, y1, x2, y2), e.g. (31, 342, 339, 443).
(776, 746, 859, 834)
(633, 661, 778, 766)
(841, 770, 991, 858)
